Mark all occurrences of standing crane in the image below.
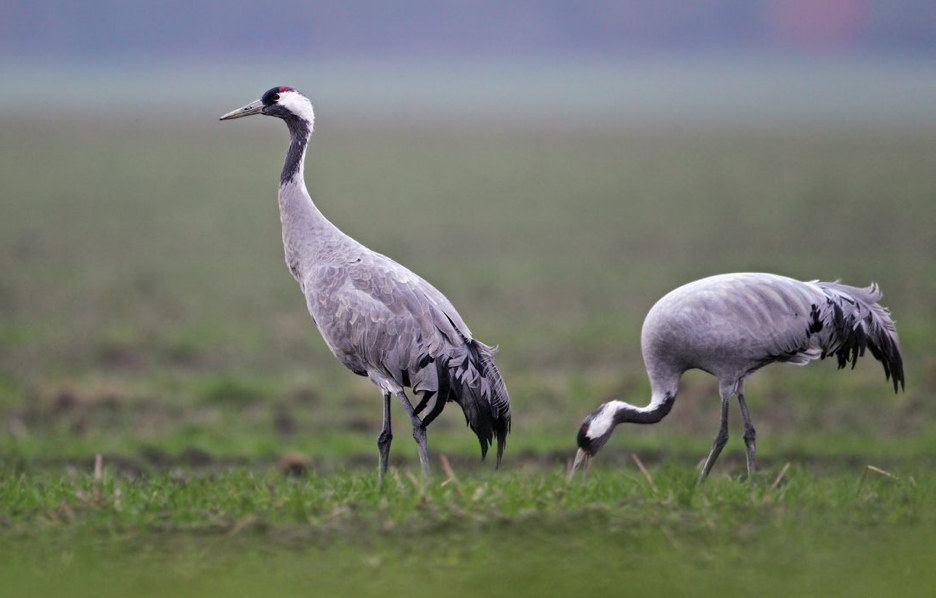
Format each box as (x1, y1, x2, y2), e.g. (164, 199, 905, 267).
(571, 273, 903, 482)
(220, 87, 510, 481)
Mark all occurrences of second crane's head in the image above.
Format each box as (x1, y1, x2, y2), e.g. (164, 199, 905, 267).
(219, 86, 315, 128)
(570, 401, 620, 476)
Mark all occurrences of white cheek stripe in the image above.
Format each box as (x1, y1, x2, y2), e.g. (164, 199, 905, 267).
(278, 91, 315, 127)
(586, 401, 626, 439)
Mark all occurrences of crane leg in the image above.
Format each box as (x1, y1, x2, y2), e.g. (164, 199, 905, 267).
(698, 388, 731, 484)
(737, 391, 757, 480)
(377, 391, 393, 484)
(394, 389, 430, 481)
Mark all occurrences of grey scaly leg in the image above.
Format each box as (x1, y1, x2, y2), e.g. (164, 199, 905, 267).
(737, 390, 757, 480)
(377, 391, 393, 484)
(699, 387, 731, 484)
(394, 390, 430, 481)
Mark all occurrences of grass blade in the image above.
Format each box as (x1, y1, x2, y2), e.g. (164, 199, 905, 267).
(770, 463, 791, 490)
(631, 453, 658, 494)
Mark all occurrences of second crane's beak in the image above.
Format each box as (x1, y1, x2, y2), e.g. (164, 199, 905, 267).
(568, 448, 592, 482)
(219, 99, 264, 121)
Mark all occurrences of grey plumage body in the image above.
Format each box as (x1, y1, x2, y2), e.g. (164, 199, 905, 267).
(222, 87, 510, 480)
(282, 174, 509, 439)
(642, 273, 903, 393)
(575, 273, 903, 481)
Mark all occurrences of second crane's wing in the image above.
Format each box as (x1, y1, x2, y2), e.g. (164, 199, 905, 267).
(708, 274, 825, 364)
(305, 253, 473, 389)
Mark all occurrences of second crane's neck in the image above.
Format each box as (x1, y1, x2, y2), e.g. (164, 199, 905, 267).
(610, 391, 677, 425)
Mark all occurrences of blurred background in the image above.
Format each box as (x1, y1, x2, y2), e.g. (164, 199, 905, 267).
(1, 0, 935, 468)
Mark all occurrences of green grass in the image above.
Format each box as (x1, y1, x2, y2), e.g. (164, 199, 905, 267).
(2, 463, 935, 597)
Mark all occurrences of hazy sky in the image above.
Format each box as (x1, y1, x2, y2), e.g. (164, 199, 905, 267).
(3, 1, 934, 128)
(2, 0, 935, 62)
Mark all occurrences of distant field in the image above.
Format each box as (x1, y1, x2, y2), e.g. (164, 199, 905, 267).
(1, 117, 935, 596)
(1, 119, 933, 464)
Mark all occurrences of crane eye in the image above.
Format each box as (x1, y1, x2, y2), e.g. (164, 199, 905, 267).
(271, 93, 280, 102)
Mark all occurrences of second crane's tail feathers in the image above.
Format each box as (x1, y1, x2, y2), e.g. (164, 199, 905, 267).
(816, 281, 904, 392)
(442, 340, 511, 466)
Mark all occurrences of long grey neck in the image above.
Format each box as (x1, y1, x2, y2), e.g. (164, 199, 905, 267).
(611, 391, 677, 425)
(277, 115, 331, 229)
(281, 116, 312, 186)
(277, 116, 344, 275)
(610, 369, 681, 425)
(602, 359, 686, 426)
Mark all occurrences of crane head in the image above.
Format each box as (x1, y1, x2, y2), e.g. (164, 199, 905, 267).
(220, 86, 315, 125)
(570, 402, 617, 478)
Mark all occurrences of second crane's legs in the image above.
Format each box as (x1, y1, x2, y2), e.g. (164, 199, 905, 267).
(394, 389, 430, 481)
(699, 385, 731, 483)
(377, 391, 393, 484)
(736, 383, 757, 479)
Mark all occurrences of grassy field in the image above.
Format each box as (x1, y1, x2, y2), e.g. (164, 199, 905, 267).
(3, 465, 935, 597)
(1, 115, 935, 595)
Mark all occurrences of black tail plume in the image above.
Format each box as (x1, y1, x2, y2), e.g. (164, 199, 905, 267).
(443, 340, 511, 466)
(817, 281, 905, 393)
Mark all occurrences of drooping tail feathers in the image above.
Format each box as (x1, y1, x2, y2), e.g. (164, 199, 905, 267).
(416, 340, 511, 466)
(815, 281, 904, 392)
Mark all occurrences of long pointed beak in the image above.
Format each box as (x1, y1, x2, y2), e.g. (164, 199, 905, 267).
(219, 99, 264, 121)
(568, 448, 592, 482)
